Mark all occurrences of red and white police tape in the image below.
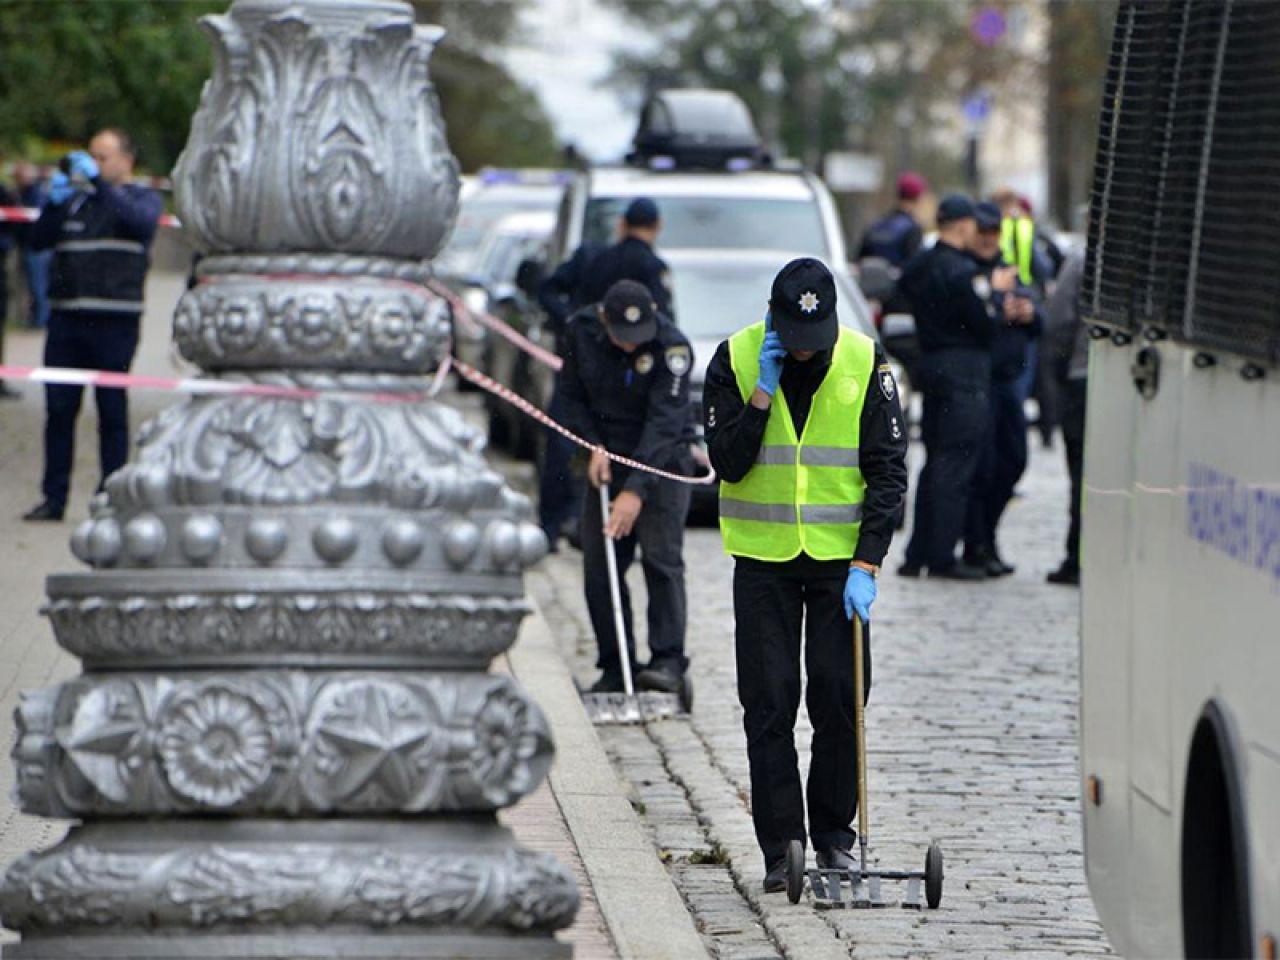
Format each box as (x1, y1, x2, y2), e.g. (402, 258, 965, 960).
(424, 279, 564, 373)
(0, 206, 182, 229)
(0, 361, 716, 487)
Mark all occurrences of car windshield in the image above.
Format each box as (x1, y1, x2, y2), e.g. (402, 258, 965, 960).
(475, 232, 546, 287)
(668, 258, 870, 340)
(442, 189, 560, 269)
(584, 196, 829, 257)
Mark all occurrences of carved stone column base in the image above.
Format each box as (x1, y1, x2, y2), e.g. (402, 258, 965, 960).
(0, 820, 577, 958)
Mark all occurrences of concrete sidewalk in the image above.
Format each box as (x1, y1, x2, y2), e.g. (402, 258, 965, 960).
(0, 275, 707, 959)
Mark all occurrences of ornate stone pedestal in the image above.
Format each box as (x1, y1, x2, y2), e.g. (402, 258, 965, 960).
(0, 1, 578, 956)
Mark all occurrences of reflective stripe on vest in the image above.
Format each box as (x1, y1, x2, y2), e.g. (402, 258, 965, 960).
(719, 322, 875, 562)
(1000, 216, 1036, 286)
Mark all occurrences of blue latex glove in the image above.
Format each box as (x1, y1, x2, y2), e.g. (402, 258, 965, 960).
(756, 314, 787, 396)
(843, 566, 877, 622)
(48, 172, 74, 206)
(68, 150, 99, 181)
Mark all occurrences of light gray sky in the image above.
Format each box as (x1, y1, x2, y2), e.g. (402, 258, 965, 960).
(501, 0, 650, 163)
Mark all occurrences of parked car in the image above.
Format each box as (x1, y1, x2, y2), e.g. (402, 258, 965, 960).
(453, 210, 555, 376)
(436, 169, 567, 281)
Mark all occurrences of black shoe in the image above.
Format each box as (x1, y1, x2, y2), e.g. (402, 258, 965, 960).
(763, 859, 787, 894)
(930, 562, 987, 581)
(1046, 562, 1080, 586)
(22, 500, 65, 523)
(897, 562, 922, 578)
(965, 544, 1014, 578)
(815, 847, 857, 871)
(636, 663, 684, 695)
(563, 519, 582, 552)
(587, 672, 625, 694)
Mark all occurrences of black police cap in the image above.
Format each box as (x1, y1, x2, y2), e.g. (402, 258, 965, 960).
(974, 201, 1002, 231)
(936, 193, 976, 225)
(601, 279, 658, 344)
(624, 197, 660, 227)
(769, 257, 838, 352)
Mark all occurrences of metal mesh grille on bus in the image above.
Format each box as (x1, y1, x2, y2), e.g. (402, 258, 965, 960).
(1085, 0, 1280, 364)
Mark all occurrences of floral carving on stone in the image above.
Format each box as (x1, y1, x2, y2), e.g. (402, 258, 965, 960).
(157, 681, 289, 807)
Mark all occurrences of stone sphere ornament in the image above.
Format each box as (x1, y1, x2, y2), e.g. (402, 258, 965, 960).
(486, 521, 521, 570)
(70, 521, 95, 565)
(382, 519, 425, 566)
(443, 521, 481, 568)
(517, 524, 549, 568)
(313, 516, 359, 565)
(180, 514, 224, 564)
(87, 519, 123, 567)
(245, 518, 289, 565)
(124, 514, 168, 564)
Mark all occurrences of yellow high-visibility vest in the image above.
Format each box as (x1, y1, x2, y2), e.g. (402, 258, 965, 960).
(719, 322, 875, 561)
(1001, 216, 1036, 286)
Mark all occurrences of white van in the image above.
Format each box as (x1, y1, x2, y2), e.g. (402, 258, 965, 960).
(1080, 2, 1280, 957)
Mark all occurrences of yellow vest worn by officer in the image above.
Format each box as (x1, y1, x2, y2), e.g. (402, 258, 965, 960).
(719, 321, 876, 561)
(1000, 215, 1036, 287)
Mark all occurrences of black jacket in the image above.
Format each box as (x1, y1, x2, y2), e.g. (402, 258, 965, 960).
(702, 336, 908, 567)
(898, 240, 999, 353)
(31, 179, 163, 316)
(539, 235, 672, 333)
(969, 251, 1043, 382)
(559, 309, 693, 501)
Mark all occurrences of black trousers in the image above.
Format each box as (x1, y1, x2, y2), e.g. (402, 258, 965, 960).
(1061, 378, 1087, 567)
(964, 377, 1029, 552)
(582, 477, 690, 677)
(42, 310, 140, 510)
(734, 558, 872, 868)
(538, 381, 584, 542)
(905, 349, 991, 570)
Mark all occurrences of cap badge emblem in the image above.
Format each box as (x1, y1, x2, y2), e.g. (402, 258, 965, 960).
(798, 291, 820, 314)
(624, 305, 642, 323)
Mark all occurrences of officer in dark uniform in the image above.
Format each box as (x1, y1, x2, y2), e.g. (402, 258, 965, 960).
(23, 128, 163, 522)
(559, 279, 694, 696)
(962, 202, 1041, 576)
(898, 194, 1009, 579)
(857, 172, 927, 267)
(703, 258, 908, 892)
(535, 197, 673, 549)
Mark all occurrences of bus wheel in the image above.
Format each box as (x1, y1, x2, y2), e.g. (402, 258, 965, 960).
(1181, 700, 1252, 959)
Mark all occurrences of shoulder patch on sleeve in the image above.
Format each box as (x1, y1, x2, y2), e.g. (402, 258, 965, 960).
(972, 275, 991, 300)
(878, 366, 897, 402)
(664, 344, 691, 376)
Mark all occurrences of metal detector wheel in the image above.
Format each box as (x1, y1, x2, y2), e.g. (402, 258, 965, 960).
(785, 840, 804, 904)
(925, 843, 944, 909)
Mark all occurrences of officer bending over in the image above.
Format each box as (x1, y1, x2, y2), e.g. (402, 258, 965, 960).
(559, 280, 694, 697)
(23, 129, 163, 523)
(703, 258, 908, 892)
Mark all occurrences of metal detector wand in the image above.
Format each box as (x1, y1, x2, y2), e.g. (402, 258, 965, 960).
(600, 482, 635, 697)
(853, 613, 870, 877)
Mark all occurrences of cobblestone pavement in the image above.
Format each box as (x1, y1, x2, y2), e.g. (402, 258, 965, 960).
(530, 441, 1115, 959)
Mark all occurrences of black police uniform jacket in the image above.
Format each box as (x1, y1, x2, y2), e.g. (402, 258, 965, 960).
(898, 240, 999, 353)
(30, 179, 164, 317)
(558, 309, 693, 501)
(969, 251, 1043, 383)
(539, 236, 673, 333)
(702, 337, 908, 568)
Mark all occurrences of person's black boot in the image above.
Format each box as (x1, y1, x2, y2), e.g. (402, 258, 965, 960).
(636, 661, 683, 695)
(1046, 561, 1080, 586)
(587, 672, 625, 694)
(763, 859, 787, 893)
(815, 847, 857, 871)
(930, 561, 987, 581)
(22, 500, 65, 522)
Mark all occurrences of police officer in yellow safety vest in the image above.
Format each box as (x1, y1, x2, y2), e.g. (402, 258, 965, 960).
(702, 258, 908, 893)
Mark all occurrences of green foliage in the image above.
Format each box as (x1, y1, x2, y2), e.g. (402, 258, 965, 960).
(0, 1, 223, 172)
(0, 0, 560, 175)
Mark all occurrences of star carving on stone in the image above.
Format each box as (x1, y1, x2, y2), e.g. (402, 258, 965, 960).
(57, 686, 148, 804)
(798, 290, 820, 314)
(313, 682, 437, 804)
